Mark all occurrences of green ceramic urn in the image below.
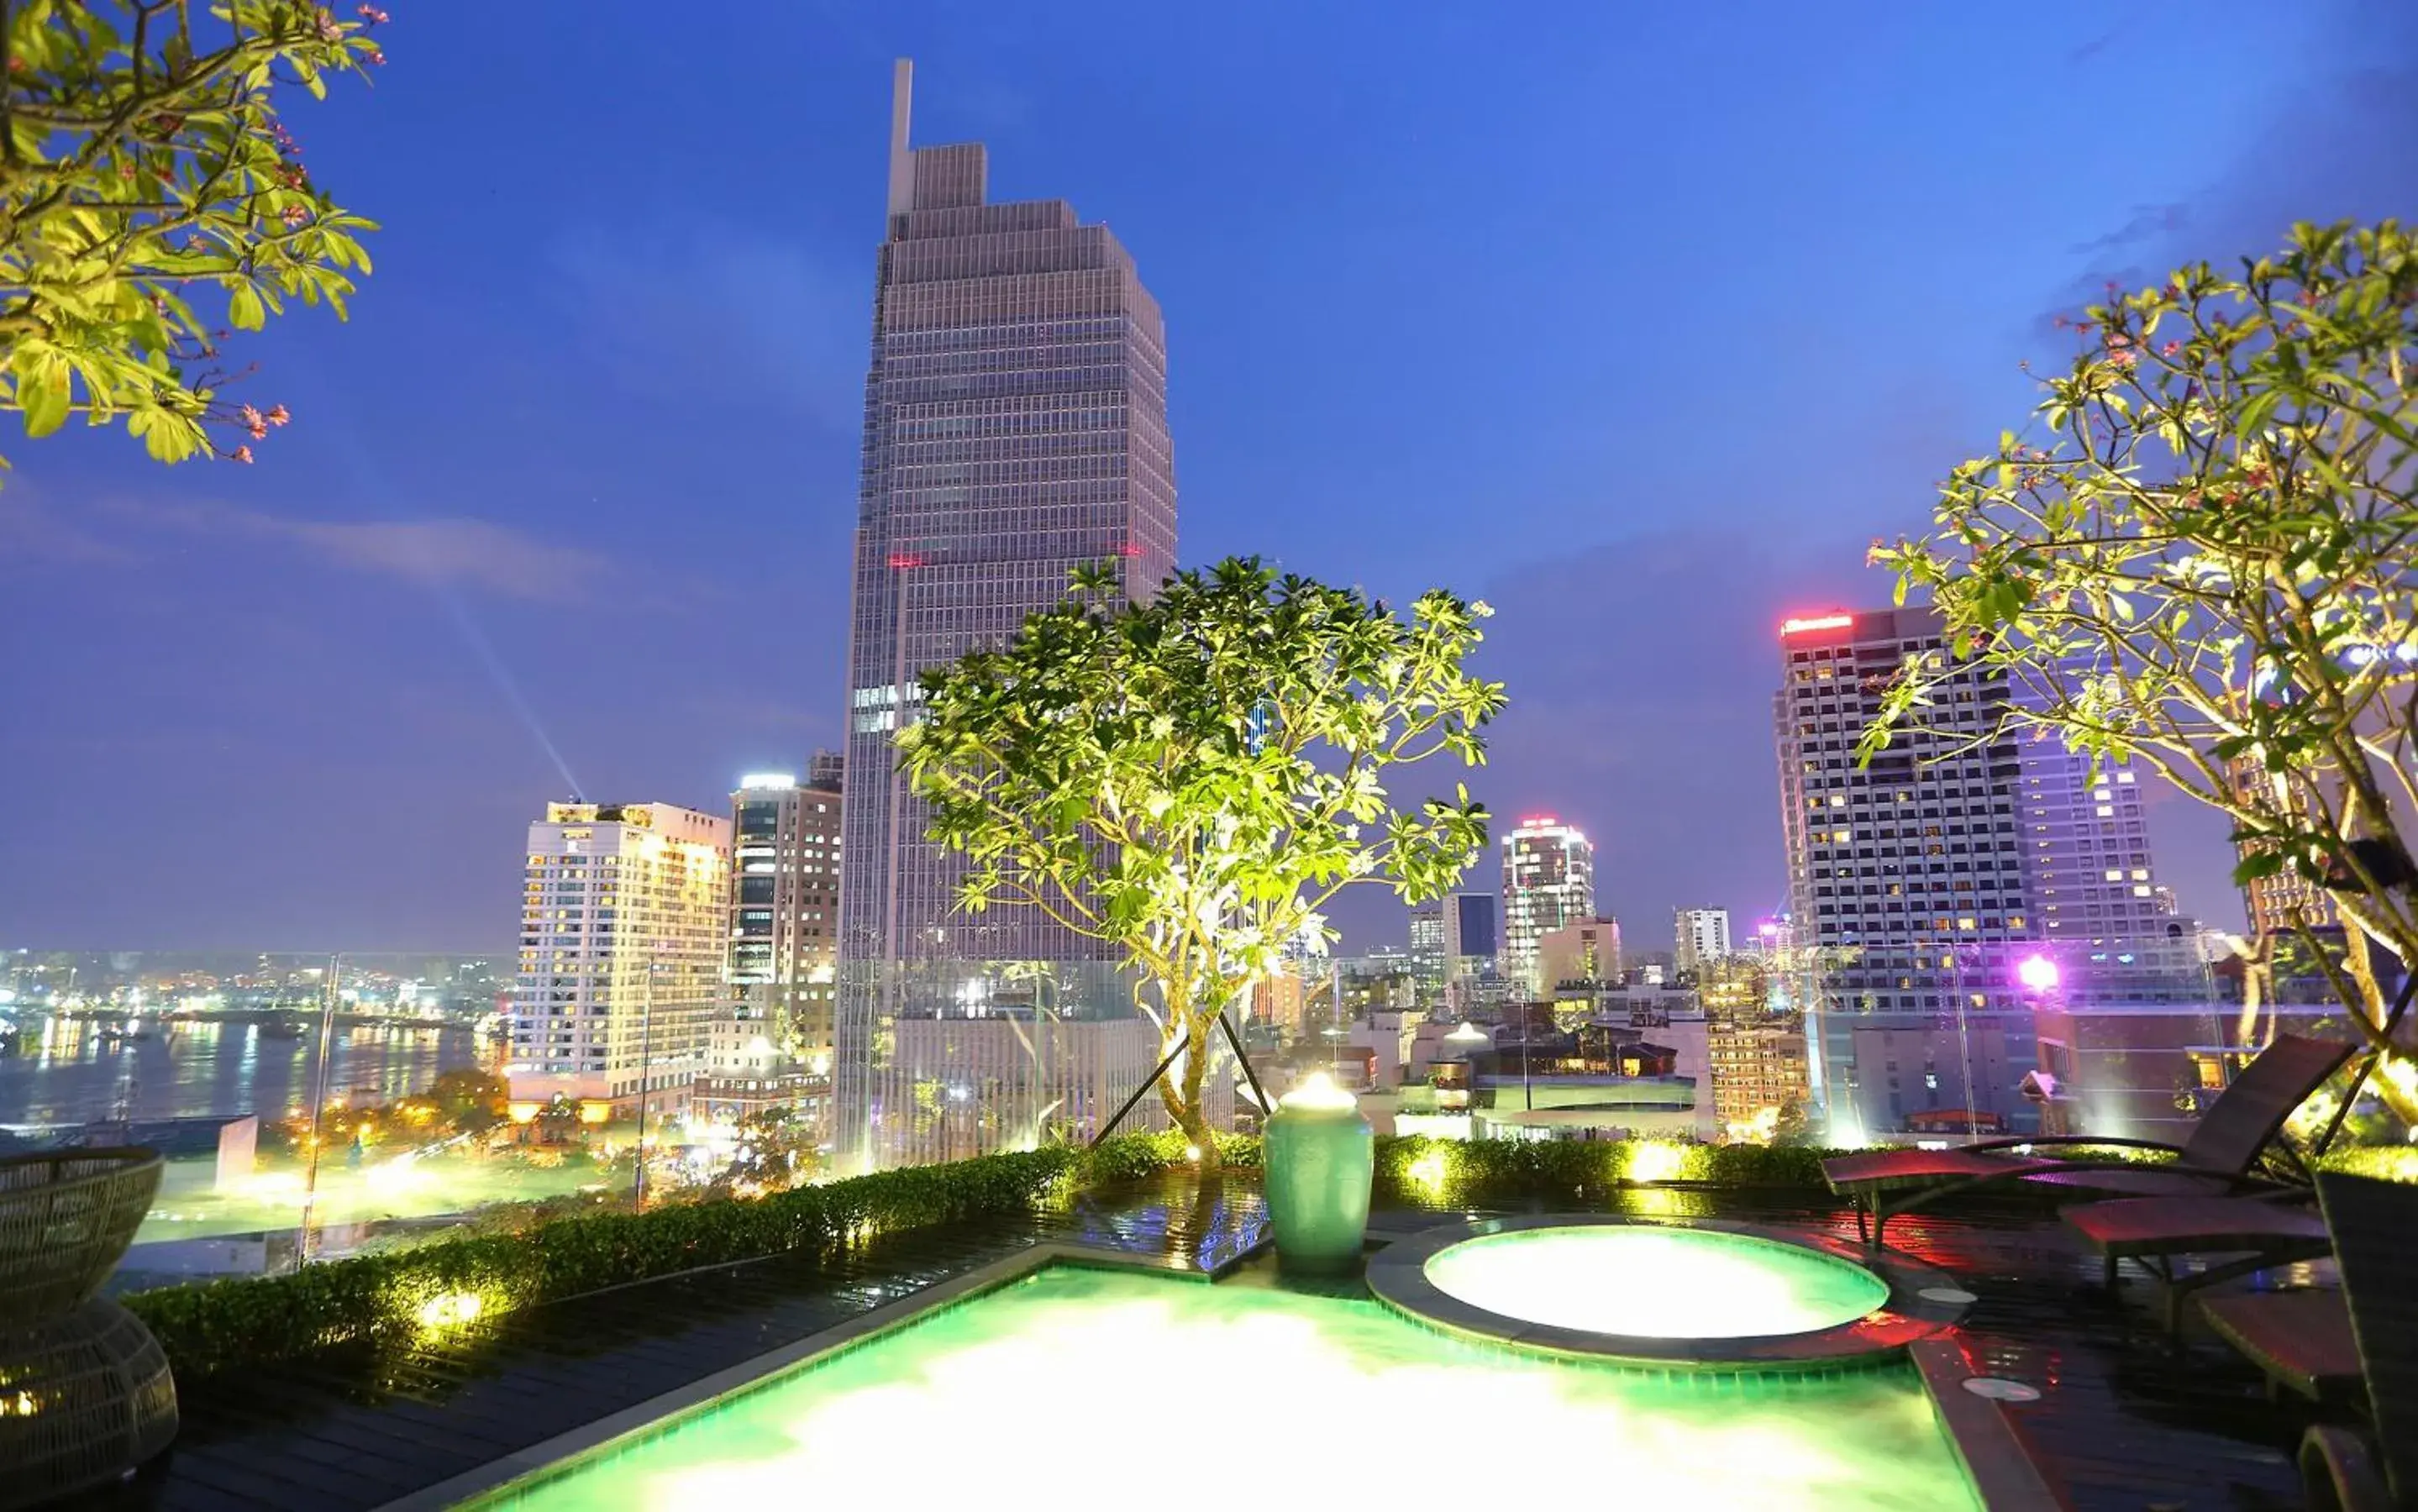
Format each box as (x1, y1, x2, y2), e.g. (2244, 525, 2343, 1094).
(1263, 1074, 1375, 1274)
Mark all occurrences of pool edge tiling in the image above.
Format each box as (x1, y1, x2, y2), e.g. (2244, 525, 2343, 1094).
(1364, 1214, 1971, 1373)
(427, 1250, 1998, 1512)
(377, 1243, 1152, 1512)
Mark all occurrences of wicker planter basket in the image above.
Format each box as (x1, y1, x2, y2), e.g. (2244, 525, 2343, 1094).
(0, 1148, 164, 1328)
(0, 1297, 180, 1509)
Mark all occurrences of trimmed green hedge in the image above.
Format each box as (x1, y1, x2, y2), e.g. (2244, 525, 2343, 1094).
(113, 1131, 1879, 1381)
(124, 1144, 1096, 1380)
(1370, 1135, 1841, 1206)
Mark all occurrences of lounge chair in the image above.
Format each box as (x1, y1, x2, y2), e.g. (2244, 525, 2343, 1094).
(2063, 1192, 2332, 1331)
(1822, 1033, 2353, 1247)
(2298, 1172, 2418, 1512)
(2199, 1289, 2360, 1401)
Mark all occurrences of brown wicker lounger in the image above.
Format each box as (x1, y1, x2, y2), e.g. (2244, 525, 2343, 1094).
(2199, 1289, 2359, 1401)
(2063, 1193, 2333, 1331)
(2297, 1172, 2418, 1512)
(1821, 1034, 2353, 1247)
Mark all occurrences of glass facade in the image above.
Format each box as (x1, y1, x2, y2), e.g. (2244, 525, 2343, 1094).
(834, 70, 1180, 1168)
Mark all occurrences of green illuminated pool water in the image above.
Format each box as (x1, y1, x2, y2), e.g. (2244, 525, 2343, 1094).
(480, 1266, 1979, 1511)
(1424, 1226, 1892, 1338)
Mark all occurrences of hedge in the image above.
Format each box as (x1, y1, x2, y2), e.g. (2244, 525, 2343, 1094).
(124, 1128, 2210, 1381)
(124, 1143, 1101, 1380)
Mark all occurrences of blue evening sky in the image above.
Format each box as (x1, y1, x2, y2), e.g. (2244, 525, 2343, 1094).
(3, 1, 2413, 953)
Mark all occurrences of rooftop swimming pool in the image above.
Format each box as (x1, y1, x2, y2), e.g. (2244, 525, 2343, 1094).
(473, 1262, 1983, 1511)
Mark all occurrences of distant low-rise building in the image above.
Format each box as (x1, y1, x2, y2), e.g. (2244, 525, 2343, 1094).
(1538, 917, 1622, 992)
(1706, 1016, 1811, 1141)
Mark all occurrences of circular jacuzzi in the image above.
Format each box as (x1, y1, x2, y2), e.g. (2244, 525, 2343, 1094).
(1365, 1215, 1969, 1371)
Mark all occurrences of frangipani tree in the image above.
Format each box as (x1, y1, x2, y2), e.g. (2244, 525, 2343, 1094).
(896, 556, 1505, 1168)
(1867, 220, 2418, 1122)
(3, 0, 386, 473)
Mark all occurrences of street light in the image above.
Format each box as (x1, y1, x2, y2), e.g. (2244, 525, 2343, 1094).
(298, 953, 340, 1268)
(2016, 954, 2061, 995)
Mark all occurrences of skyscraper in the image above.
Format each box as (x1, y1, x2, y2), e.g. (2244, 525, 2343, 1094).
(509, 802, 731, 1120)
(1772, 607, 2199, 1141)
(1443, 891, 1498, 982)
(728, 762, 844, 1073)
(1408, 899, 1446, 983)
(835, 61, 1179, 1168)
(1500, 817, 1595, 993)
(1774, 609, 2037, 1137)
(1674, 908, 1732, 977)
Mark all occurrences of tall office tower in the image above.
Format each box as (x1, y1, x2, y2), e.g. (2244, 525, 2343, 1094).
(1408, 900, 1447, 998)
(728, 766, 845, 1074)
(1674, 908, 1732, 978)
(1774, 608, 2207, 1141)
(1774, 609, 2040, 1138)
(2228, 754, 2340, 942)
(509, 802, 732, 1120)
(835, 61, 1179, 1168)
(2017, 739, 2205, 1001)
(1443, 891, 1498, 979)
(1500, 817, 1595, 994)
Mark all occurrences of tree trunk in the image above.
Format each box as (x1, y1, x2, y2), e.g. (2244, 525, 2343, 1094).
(2331, 904, 2418, 1126)
(1156, 1004, 1222, 1175)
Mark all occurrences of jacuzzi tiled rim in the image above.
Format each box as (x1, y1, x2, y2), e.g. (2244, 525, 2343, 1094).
(1364, 1214, 1970, 1373)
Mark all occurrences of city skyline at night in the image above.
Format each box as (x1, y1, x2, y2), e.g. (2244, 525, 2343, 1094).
(3, 3, 2413, 956)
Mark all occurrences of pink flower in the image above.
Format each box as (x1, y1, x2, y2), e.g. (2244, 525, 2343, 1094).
(240, 403, 263, 428)
(232, 445, 255, 465)
(366, 46, 385, 65)
(359, 3, 390, 20)
(2160, 339, 2181, 357)
(316, 8, 344, 42)
(266, 404, 291, 427)
(281, 203, 309, 228)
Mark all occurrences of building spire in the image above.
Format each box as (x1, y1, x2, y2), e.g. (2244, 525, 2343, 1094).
(886, 58, 914, 220)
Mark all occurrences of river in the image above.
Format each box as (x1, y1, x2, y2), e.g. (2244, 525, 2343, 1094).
(0, 1015, 486, 1128)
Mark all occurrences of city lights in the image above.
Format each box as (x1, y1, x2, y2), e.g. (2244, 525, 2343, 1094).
(1779, 613, 1855, 636)
(2015, 955, 2061, 995)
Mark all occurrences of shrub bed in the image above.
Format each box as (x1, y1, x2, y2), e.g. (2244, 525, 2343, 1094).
(116, 1131, 1986, 1380)
(125, 1144, 1092, 1380)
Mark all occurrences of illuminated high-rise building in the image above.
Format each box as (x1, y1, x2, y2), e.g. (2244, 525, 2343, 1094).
(1500, 817, 1595, 993)
(510, 802, 731, 1120)
(728, 762, 844, 1073)
(1408, 900, 1447, 990)
(834, 60, 1180, 1167)
(1674, 908, 1732, 978)
(1773, 607, 2199, 1141)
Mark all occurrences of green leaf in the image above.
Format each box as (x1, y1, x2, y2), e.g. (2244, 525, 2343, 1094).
(19, 361, 71, 438)
(228, 282, 266, 331)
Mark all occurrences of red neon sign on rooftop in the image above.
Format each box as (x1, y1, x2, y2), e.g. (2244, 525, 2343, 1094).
(886, 552, 927, 570)
(1779, 613, 1855, 636)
